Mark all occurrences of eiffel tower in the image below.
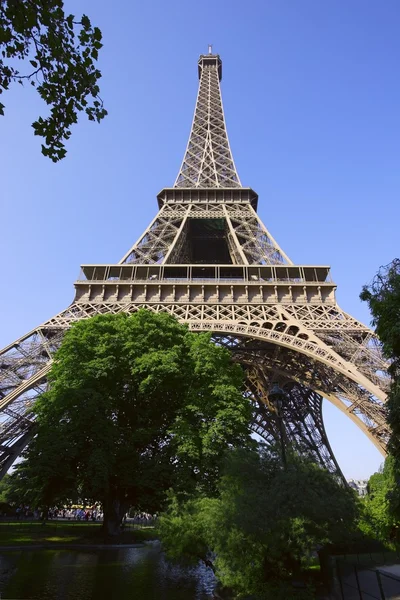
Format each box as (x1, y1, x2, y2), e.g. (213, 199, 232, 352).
(0, 50, 389, 479)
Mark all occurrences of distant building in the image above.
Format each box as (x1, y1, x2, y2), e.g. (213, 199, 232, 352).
(348, 479, 368, 497)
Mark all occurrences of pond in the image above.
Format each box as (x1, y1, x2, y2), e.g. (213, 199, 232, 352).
(0, 543, 216, 599)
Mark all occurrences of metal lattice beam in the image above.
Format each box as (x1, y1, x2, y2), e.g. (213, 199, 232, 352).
(174, 53, 241, 189)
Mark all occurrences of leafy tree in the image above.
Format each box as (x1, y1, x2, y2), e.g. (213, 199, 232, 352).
(11, 310, 252, 535)
(361, 457, 398, 541)
(159, 446, 360, 598)
(0, 0, 106, 161)
(360, 259, 400, 518)
(0, 474, 12, 504)
(0, 473, 23, 515)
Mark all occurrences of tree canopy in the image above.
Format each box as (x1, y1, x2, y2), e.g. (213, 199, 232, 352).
(12, 310, 252, 535)
(159, 446, 360, 598)
(361, 259, 400, 519)
(0, 0, 106, 161)
(361, 457, 397, 541)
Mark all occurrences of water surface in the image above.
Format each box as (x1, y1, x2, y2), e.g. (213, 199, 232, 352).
(0, 544, 216, 599)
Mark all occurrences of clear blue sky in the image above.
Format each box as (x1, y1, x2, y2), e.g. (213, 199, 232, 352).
(1, 1, 399, 479)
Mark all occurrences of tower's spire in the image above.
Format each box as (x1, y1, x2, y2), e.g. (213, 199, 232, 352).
(174, 53, 241, 189)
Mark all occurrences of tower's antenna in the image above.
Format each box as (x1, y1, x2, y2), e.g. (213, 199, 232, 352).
(208, 44, 213, 55)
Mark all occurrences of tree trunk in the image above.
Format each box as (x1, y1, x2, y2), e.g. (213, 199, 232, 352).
(102, 497, 129, 537)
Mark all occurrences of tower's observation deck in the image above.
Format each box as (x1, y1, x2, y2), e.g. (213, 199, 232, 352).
(198, 54, 222, 80)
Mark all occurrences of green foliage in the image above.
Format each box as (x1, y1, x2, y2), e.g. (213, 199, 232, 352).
(0, 0, 106, 160)
(360, 260, 400, 364)
(12, 310, 252, 534)
(0, 474, 13, 504)
(360, 457, 398, 541)
(159, 447, 360, 598)
(361, 259, 400, 519)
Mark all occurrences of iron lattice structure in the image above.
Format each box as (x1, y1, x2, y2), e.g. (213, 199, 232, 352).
(0, 52, 389, 479)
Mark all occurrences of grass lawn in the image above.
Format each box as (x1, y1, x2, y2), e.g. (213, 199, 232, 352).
(0, 521, 158, 546)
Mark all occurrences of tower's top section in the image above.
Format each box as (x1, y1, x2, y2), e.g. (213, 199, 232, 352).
(174, 52, 242, 189)
(198, 53, 222, 81)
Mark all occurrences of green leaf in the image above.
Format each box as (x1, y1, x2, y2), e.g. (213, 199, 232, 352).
(0, 2, 106, 161)
(81, 14, 91, 29)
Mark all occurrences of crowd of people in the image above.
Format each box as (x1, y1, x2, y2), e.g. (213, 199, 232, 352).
(54, 507, 103, 521)
(129, 512, 155, 526)
(11, 505, 156, 524)
(13, 505, 103, 521)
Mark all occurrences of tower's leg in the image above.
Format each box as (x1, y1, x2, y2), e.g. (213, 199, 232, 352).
(246, 366, 344, 479)
(0, 325, 64, 473)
